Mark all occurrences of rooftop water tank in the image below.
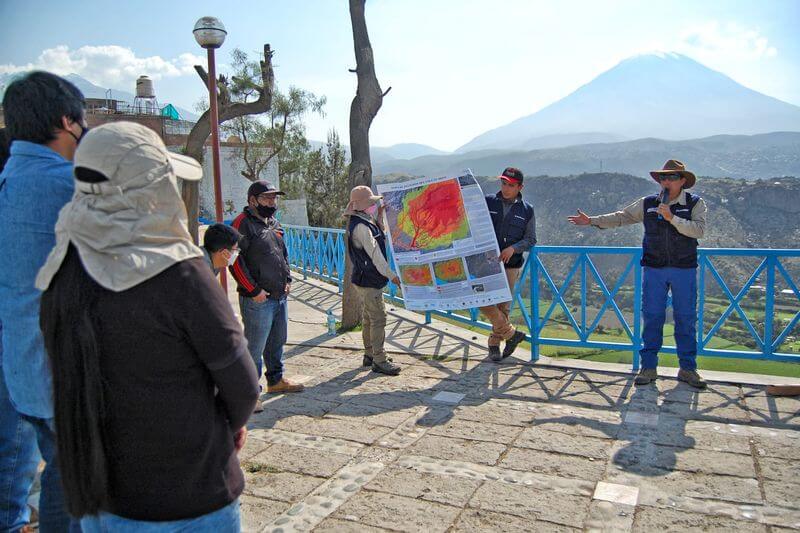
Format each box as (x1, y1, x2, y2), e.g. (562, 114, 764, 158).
(135, 76, 155, 98)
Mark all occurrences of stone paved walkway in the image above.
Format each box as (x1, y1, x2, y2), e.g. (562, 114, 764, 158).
(236, 278, 800, 532)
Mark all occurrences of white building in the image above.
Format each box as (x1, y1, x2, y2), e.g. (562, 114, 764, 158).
(199, 143, 279, 220)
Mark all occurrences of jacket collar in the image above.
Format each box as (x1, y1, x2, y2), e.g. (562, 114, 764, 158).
(668, 190, 688, 206)
(495, 191, 522, 204)
(10, 140, 67, 162)
(244, 206, 278, 227)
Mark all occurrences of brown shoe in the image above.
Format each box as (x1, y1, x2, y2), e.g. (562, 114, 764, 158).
(267, 378, 305, 394)
(677, 369, 707, 390)
(634, 368, 658, 386)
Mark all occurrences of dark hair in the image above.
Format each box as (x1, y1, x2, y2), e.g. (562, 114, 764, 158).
(203, 223, 241, 253)
(40, 244, 109, 516)
(0, 129, 10, 173)
(2, 71, 85, 144)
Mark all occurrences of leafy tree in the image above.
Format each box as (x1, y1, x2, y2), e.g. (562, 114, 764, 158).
(305, 130, 350, 228)
(182, 44, 274, 241)
(214, 49, 325, 185)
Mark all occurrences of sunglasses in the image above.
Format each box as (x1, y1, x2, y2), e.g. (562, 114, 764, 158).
(657, 173, 683, 182)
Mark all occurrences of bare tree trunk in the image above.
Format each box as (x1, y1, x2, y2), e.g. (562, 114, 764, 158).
(182, 44, 275, 242)
(341, 0, 391, 329)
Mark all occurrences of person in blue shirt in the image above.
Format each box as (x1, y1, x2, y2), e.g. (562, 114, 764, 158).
(0, 71, 87, 532)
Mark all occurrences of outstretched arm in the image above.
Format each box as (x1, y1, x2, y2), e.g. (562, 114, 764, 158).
(568, 198, 645, 229)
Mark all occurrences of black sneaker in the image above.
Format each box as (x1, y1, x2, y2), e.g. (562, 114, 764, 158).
(489, 345, 502, 362)
(502, 330, 527, 358)
(372, 360, 401, 376)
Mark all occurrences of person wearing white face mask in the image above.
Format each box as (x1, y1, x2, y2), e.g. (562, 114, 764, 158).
(345, 186, 402, 376)
(202, 223, 242, 276)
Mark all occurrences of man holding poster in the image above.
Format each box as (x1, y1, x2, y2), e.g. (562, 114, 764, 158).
(346, 186, 403, 376)
(481, 167, 537, 361)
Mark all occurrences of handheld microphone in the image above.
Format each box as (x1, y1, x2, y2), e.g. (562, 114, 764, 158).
(657, 188, 668, 220)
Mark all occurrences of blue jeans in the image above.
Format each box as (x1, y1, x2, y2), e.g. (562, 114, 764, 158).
(80, 498, 240, 533)
(640, 266, 698, 371)
(17, 416, 77, 533)
(239, 296, 287, 386)
(0, 320, 41, 533)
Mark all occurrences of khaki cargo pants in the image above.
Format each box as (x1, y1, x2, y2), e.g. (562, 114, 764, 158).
(354, 285, 388, 363)
(479, 267, 521, 347)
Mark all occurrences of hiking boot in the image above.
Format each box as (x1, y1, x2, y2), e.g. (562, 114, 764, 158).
(634, 368, 658, 386)
(363, 354, 393, 367)
(502, 330, 527, 359)
(267, 378, 305, 393)
(372, 360, 401, 376)
(677, 369, 707, 390)
(489, 345, 502, 361)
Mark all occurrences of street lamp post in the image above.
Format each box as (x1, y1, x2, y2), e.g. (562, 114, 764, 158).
(194, 16, 228, 291)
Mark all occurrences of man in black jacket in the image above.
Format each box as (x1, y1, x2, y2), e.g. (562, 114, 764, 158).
(481, 167, 537, 361)
(231, 181, 303, 394)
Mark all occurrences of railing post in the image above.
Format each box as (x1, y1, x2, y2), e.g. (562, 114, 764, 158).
(580, 252, 587, 341)
(531, 251, 540, 362)
(302, 229, 308, 280)
(697, 254, 705, 351)
(632, 253, 642, 371)
(425, 311, 432, 324)
(764, 255, 775, 358)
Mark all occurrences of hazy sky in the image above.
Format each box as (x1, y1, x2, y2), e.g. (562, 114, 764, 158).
(1, 0, 798, 151)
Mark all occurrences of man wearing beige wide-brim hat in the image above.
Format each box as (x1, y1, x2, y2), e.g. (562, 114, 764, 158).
(568, 159, 708, 389)
(345, 185, 402, 376)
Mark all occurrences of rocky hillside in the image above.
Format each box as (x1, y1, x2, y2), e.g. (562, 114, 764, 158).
(467, 173, 800, 250)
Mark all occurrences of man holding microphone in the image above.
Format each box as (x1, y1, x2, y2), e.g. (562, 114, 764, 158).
(568, 160, 708, 389)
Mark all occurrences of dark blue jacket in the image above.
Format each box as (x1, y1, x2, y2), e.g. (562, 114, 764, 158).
(642, 192, 700, 268)
(348, 216, 389, 289)
(485, 193, 535, 269)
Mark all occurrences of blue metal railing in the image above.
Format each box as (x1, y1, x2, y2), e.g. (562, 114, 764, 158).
(282, 224, 800, 369)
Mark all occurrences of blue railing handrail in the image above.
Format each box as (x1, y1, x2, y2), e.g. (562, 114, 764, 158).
(280, 224, 800, 369)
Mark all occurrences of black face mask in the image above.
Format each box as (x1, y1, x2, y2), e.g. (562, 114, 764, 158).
(68, 123, 89, 145)
(256, 205, 276, 219)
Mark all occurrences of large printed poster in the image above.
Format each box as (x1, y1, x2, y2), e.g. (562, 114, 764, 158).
(376, 172, 512, 311)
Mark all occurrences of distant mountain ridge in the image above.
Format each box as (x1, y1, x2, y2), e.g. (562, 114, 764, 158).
(457, 52, 800, 153)
(374, 131, 800, 180)
(308, 140, 448, 163)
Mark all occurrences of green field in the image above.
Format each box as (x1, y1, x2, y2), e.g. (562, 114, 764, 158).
(431, 294, 800, 378)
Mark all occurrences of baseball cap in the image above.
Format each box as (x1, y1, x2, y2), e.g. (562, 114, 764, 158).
(74, 121, 202, 192)
(499, 167, 524, 184)
(247, 180, 285, 198)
